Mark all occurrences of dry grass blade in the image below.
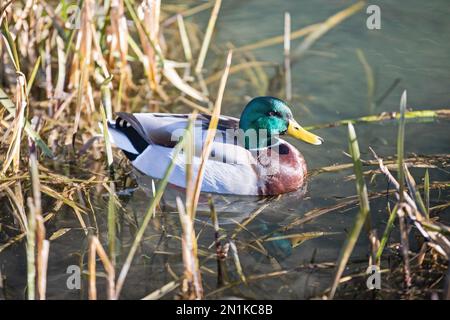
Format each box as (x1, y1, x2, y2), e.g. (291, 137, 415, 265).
(54, 35, 66, 105)
(404, 164, 428, 217)
(229, 240, 246, 284)
(24, 145, 39, 301)
(370, 149, 445, 243)
(397, 204, 412, 289)
(304, 109, 450, 131)
(284, 12, 292, 101)
(205, 269, 293, 298)
(195, 0, 222, 74)
(356, 49, 375, 114)
(163, 63, 208, 102)
(88, 236, 116, 300)
(190, 51, 232, 219)
(36, 216, 49, 300)
(124, 0, 163, 93)
(397, 91, 412, 289)
(26, 196, 36, 300)
(109, 0, 129, 68)
(69, 0, 94, 143)
(176, 112, 203, 299)
(4, 186, 27, 232)
(141, 280, 180, 300)
(176, 197, 203, 299)
(0, 232, 26, 253)
(107, 181, 117, 266)
(329, 123, 371, 299)
(1, 73, 27, 175)
(184, 111, 196, 226)
(49, 228, 71, 241)
(398, 90, 407, 201)
(163, 1, 214, 26)
(231, 202, 271, 239)
(235, 23, 320, 52)
(269, 199, 358, 236)
(229, 48, 270, 95)
(309, 154, 450, 177)
(177, 14, 192, 62)
(29, 145, 49, 300)
(39, 186, 88, 235)
(209, 196, 228, 286)
(265, 232, 334, 248)
(293, 1, 365, 59)
(178, 96, 212, 114)
(39, 185, 87, 214)
(424, 169, 430, 218)
(88, 236, 97, 300)
(204, 60, 274, 85)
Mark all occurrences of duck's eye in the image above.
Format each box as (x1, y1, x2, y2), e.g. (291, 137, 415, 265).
(268, 111, 282, 117)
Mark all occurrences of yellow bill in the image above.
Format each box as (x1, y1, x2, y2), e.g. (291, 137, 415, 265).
(287, 119, 323, 145)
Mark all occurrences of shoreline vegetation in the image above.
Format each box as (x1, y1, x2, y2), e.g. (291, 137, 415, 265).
(0, 0, 449, 300)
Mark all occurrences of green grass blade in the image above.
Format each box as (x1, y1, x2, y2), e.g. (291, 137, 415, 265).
(375, 203, 398, 264)
(99, 102, 113, 166)
(26, 56, 42, 96)
(329, 123, 371, 299)
(1, 20, 20, 70)
(100, 76, 114, 120)
(27, 56, 41, 96)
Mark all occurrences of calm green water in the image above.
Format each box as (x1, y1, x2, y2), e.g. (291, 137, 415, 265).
(1, 0, 449, 299)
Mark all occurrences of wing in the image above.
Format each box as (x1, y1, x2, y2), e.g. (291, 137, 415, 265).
(118, 112, 239, 147)
(131, 143, 260, 195)
(114, 112, 252, 164)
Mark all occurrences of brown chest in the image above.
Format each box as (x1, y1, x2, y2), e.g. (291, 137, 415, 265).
(255, 142, 307, 195)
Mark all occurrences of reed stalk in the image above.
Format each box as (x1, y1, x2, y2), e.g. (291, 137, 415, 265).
(424, 169, 430, 218)
(194, 0, 222, 74)
(284, 12, 292, 101)
(190, 51, 232, 219)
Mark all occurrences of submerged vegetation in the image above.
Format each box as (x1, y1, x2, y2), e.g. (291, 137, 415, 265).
(0, 0, 449, 300)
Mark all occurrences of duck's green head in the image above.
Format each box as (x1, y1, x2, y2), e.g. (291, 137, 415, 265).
(239, 96, 323, 148)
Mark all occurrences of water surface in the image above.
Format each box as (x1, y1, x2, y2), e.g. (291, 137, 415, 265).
(1, 0, 449, 299)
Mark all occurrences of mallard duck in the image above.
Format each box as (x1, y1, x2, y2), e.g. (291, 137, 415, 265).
(107, 96, 323, 195)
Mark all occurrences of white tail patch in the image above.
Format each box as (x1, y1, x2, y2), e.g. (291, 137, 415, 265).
(106, 121, 139, 154)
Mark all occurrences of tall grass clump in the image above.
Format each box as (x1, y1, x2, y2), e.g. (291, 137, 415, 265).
(328, 91, 450, 299)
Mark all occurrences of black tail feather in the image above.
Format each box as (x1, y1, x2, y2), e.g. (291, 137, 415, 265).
(111, 113, 150, 155)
